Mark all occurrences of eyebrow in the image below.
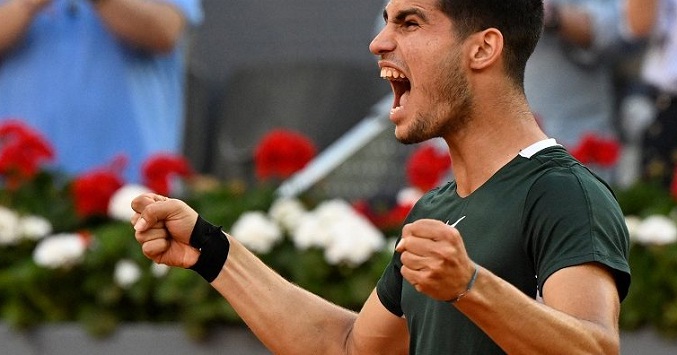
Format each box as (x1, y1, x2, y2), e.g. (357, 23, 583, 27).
(383, 7, 429, 24)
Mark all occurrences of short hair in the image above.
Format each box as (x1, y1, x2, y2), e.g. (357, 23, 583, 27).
(438, 0, 544, 86)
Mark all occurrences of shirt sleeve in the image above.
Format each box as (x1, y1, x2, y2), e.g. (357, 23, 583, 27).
(523, 166, 631, 300)
(376, 244, 405, 317)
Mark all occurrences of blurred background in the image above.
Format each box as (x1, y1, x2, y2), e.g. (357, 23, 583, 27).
(2, 0, 677, 354)
(182, 0, 409, 199)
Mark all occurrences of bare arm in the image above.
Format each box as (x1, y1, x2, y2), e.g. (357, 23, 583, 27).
(0, 0, 50, 54)
(624, 0, 659, 37)
(132, 194, 409, 355)
(397, 219, 621, 354)
(214, 238, 409, 354)
(92, 0, 186, 53)
(456, 264, 620, 354)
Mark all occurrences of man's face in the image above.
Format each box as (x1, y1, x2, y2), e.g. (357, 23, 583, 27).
(370, 0, 473, 144)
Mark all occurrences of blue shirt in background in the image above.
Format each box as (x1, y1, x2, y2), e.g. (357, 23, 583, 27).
(0, 0, 203, 182)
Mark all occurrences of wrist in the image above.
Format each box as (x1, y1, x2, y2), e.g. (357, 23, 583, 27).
(447, 263, 480, 304)
(188, 216, 230, 283)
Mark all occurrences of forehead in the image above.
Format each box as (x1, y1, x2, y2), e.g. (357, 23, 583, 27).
(383, 0, 446, 23)
(384, 0, 440, 16)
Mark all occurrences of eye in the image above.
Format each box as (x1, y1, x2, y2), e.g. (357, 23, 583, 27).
(403, 20, 420, 30)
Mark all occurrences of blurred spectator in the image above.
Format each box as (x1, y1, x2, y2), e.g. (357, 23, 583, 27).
(622, 0, 677, 188)
(0, 0, 203, 182)
(524, 0, 628, 183)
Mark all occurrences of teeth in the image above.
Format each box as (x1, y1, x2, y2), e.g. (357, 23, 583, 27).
(380, 67, 407, 80)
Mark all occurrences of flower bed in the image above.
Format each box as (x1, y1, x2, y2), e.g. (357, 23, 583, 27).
(0, 121, 413, 339)
(2, 119, 677, 340)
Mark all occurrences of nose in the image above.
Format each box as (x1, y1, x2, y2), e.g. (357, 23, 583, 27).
(369, 26, 395, 56)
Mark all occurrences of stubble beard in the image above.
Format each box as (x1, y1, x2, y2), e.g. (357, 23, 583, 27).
(396, 50, 473, 145)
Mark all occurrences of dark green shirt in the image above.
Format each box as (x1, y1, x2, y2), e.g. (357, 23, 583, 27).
(376, 145, 631, 354)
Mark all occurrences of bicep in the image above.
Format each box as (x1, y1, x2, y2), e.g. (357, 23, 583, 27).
(542, 263, 620, 331)
(347, 289, 409, 355)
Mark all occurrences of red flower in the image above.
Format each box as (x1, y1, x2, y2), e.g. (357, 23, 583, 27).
(141, 153, 193, 196)
(570, 134, 620, 167)
(360, 202, 412, 231)
(0, 119, 54, 188)
(406, 144, 451, 191)
(353, 198, 414, 232)
(72, 160, 125, 218)
(254, 129, 316, 181)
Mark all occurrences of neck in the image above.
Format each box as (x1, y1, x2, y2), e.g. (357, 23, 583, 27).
(443, 94, 547, 197)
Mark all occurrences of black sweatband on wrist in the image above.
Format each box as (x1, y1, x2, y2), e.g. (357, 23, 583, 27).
(188, 216, 230, 282)
(189, 215, 222, 249)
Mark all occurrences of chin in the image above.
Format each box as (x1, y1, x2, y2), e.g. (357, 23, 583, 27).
(395, 131, 428, 145)
(395, 124, 435, 145)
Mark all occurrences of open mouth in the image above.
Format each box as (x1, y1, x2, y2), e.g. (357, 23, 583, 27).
(380, 67, 411, 115)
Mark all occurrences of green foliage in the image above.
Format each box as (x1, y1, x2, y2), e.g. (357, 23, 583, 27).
(615, 181, 675, 217)
(0, 170, 79, 231)
(615, 181, 677, 338)
(4, 173, 677, 341)
(0, 180, 390, 340)
(620, 243, 677, 338)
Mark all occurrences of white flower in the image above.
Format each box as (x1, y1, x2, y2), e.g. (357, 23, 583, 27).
(293, 213, 332, 250)
(268, 197, 307, 233)
(151, 262, 170, 278)
(290, 199, 353, 250)
(397, 187, 423, 206)
(290, 199, 385, 266)
(314, 199, 356, 221)
(114, 259, 142, 289)
(108, 184, 153, 222)
(324, 215, 385, 266)
(635, 215, 677, 246)
(624, 215, 642, 243)
(230, 211, 282, 254)
(0, 206, 20, 246)
(33, 233, 88, 269)
(18, 215, 52, 241)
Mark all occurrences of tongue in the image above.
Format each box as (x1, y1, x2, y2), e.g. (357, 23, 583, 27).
(399, 90, 410, 108)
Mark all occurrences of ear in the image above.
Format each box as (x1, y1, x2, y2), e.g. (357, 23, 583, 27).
(467, 28, 504, 70)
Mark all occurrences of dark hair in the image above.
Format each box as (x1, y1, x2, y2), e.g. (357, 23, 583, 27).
(438, 0, 544, 86)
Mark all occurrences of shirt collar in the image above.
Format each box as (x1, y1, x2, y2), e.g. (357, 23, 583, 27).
(519, 138, 561, 159)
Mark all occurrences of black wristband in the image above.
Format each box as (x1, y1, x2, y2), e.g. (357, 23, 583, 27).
(189, 215, 222, 249)
(188, 216, 230, 282)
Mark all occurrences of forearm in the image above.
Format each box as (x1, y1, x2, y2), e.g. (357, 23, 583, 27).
(456, 268, 619, 354)
(92, 0, 185, 53)
(625, 0, 659, 37)
(211, 235, 358, 355)
(0, 0, 42, 54)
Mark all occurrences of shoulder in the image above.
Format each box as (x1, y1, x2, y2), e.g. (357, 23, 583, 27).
(522, 150, 631, 299)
